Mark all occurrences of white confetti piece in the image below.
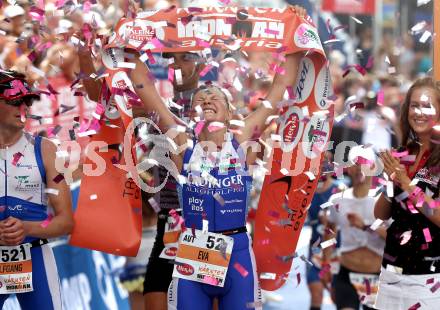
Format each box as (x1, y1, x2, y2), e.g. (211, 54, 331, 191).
(265, 115, 279, 124)
(56, 151, 69, 158)
(270, 134, 282, 142)
(90, 194, 98, 200)
(139, 53, 149, 63)
(320, 201, 333, 209)
(45, 188, 59, 195)
(350, 16, 363, 24)
(261, 100, 273, 109)
(320, 238, 337, 249)
(304, 171, 316, 180)
(175, 69, 183, 85)
(260, 273, 276, 280)
(202, 219, 209, 233)
(301, 106, 309, 117)
(77, 130, 97, 137)
(229, 120, 245, 127)
(177, 175, 187, 185)
(280, 168, 289, 175)
(417, 0, 431, 7)
(419, 31, 432, 43)
(213, 192, 225, 206)
(369, 219, 383, 231)
(117, 62, 136, 69)
(148, 197, 161, 213)
(195, 105, 203, 115)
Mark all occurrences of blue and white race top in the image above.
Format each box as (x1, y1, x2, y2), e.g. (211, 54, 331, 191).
(0, 133, 50, 243)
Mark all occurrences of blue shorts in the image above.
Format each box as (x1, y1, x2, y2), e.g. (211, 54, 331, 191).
(0, 244, 62, 310)
(168, 233, 262, 310)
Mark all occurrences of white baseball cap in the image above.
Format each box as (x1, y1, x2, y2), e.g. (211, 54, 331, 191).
(4, 5, 25, 19)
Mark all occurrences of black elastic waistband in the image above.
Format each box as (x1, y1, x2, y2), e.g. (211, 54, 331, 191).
(30, 239, 48, 248)
(214, 226, 247, 236)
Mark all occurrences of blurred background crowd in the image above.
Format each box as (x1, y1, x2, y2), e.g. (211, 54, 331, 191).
(0, 0, 437, 309)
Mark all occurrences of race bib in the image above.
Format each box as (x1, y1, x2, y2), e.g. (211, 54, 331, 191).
(159, 219, 182, 260)
(173, 230, 233, 287)
(348, 272, 379, 308)
(0, 244, 33, 294)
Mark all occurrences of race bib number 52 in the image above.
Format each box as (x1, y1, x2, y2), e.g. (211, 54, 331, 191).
(0, 244, 33, 294)
(173, 230, 233, 287)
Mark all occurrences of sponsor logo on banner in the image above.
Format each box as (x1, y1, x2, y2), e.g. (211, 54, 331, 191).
(314, 66, 333, 109)
(302, 115, 330, 159)
(165, 247, 177, 257)
(111, 71, 134, 117)
(280, 106, 304, 152)
(294, 57, 315, 104)
(176, 263, 194, 276)
(101, 48, 125, 70)
(294, 23, 323, 51)
(118, 19, 165, 49)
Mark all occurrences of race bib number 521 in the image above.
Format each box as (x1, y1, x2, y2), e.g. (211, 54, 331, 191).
(173, 230, 233, 287)
(0, 244, 33, 294)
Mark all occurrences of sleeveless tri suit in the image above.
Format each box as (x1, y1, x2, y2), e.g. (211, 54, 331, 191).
(168, 134, 262, 310)
(0, 133, 61, 309)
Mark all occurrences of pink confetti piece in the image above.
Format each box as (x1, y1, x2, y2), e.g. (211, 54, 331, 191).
(377, 89, 384, 106)
(150, 38, 164, 48)
(168, 67, 175, 82)
(408, 302, 421, 310)
(203, 275, 219, 286)
(199, 64, 213, 77)
(364, 278, 371, 295)
(194, 121, 206, 136)
(391, 150, 409, 158)
(430, 281, 440, 293)
(234, 263, 249, 277)
(426, 278, 434, 285)
(12, 152, 24, 166)
(355, 156, 373, 165)
(423, 228, 432, 243)
(53, 174, 64, 184)
(40, 214, 53, 228)
(296, 272, 301, 286)
(264, 28, 279, 35)
(207, 122, 225, 132)
(407, 201, 419, 214)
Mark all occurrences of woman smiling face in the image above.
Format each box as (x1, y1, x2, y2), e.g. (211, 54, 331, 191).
(407, 86, 440, 139)
(192, 86, 231, 123)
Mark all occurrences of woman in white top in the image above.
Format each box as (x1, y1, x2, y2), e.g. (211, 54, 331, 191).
(321, 147, 387, 310)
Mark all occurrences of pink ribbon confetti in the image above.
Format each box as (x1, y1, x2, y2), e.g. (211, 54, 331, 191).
(203, 275, 219, 286)
(377, 89, 384, 106)
(12, 152, 24, 167)
(234, 262, 249, 277)
(430, 281, 440, 293)
(423, 228, 432, 243)
(194, 121, 206, 136)
(199, 64, 213, 77)
(391, 150, 409, 158)
(408, 302, 421, 310)
(264, 28, 279, 35)
(168, 67, 175, 82)
(40, 214, 54, 228)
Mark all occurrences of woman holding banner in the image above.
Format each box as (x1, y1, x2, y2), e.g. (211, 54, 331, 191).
(374, 77, 440, 309)
(123, 8, 310, 310)
(128, 55, 302, 310)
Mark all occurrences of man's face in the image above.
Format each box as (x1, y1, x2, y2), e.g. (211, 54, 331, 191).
(0, 99, 28, 131)
(11, 15, 25, 36)
(168, 52, 203, 92)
